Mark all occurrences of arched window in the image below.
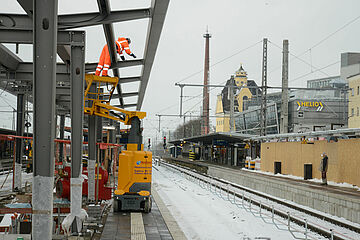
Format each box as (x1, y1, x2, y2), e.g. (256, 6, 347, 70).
(242, 96, 248, 111)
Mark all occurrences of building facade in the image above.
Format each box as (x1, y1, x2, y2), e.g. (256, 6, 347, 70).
(340, 52, 360, 81)
(348, 73, 360, 128)
(215, 65, 260, 132)
(234, 77, 348, 134)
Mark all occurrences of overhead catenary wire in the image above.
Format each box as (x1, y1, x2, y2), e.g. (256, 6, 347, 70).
(268, 13, 360, 74)
(175, 40, 262, 84)
(157, 40, 262, 115)
(268, 40, 330, 77)
(169, 40, 343, 131)
(0, 95, 16, 110)
(297, 13, 360, 58)
(159, 13, 360, 130)
(289, 60, 340, 83)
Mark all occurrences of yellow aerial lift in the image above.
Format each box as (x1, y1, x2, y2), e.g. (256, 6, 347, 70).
(84, 74, 152, 212)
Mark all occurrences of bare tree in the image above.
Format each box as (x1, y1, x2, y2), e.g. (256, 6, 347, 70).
(173, 118, 202, 139)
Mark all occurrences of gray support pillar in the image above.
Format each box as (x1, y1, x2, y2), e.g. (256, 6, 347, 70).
(88, 114, 97, 202)
(59, 114, 65, 162)
(109, 119, 115, 146)
(234, 147, 238, 166)
(96, 89, 103, 162)
(229, 77, 235, 132)
(128, 117, 142, 149)
(109, 119, 115, 173)
(96, 118, 103, 143)
(87, 82, 97, 202)
(280, 40, 289, 134)
(70, 38, 85, 233)
(14, 93, 25, 191)
(32, 0, 58, 239)
(228, 147, 232, 166)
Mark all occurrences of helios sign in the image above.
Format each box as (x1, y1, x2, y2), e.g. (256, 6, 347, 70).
(296, 101, 324, 111)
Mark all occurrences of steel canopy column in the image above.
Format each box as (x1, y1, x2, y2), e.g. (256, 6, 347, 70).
(14, 93, 25, 191)
(59, 114, 65, 162)
(32, 0, 58, 239)
(70, 36, 86, 233)
(128, 117, 142, 150)
(280, 40, 289, 134)
(88, 84, 97, 202)
(96, 89, 103, 162)
(109, 119, 115, 171)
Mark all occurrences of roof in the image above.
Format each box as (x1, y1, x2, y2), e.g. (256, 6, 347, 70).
(0, 0, 170, 112)
(169, 132, 254, 145)
(347, 73, 360, 80)
(221, 76, 239, 112)
(248, 128, 360, 141)
(220, 78, 260, 113)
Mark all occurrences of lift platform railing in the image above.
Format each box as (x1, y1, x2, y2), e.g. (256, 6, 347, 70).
(84, 74, 146, 124)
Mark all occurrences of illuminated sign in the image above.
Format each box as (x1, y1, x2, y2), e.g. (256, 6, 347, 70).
(296, 101, 323, 111)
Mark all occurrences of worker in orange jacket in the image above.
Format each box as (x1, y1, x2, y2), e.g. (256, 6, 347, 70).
(95, 37, 136, 76)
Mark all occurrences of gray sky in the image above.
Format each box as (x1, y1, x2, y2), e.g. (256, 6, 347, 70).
(1, 0, 360, 143)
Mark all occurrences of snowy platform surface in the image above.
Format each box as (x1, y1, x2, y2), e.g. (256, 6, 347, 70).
(153, 165, 328, 240)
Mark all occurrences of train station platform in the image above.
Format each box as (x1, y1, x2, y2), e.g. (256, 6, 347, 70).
(164, 157, 360, 225)
(101, 188, 186, 240)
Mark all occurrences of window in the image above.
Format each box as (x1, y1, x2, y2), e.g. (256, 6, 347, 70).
(358, 86, 359, 95)
(298, 111, 304, 118)
(351, 108, 354, 117)
(352, 88, 354, 96)
(357, 107, 359, 117)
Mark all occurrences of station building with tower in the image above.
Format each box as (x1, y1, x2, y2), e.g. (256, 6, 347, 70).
(214, 52, 360, 135)
(215, 65, 260, 132)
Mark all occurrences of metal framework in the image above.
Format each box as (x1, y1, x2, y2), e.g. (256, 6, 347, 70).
(260, 38, 268, 136)
(0, 0, 169, 237)
(0, 0, 169, 111)
(280, 39, 289, 134)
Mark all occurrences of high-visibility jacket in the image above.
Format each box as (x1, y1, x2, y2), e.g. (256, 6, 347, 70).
(95, 38, 132, 76)
(116, 37, 132, 58)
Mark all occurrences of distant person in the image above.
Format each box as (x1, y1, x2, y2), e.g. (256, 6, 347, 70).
(319, 152, 328, 185)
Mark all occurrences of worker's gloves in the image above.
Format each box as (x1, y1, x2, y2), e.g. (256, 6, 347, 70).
(120, 56, 125, 61)
(130, 53, 137, 58)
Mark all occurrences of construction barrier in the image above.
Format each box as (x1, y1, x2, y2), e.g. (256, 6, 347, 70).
(249, 160, 256, 170)
(189, 151, 195, 160)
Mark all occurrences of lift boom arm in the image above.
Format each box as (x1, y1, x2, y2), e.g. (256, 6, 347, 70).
(84, 74, 146, 125)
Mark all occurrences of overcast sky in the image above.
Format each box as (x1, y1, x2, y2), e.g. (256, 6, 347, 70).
(1, 0, 360, 143)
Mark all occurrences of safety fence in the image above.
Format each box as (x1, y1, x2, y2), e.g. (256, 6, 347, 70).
(159, 160, 359, 240)
(0, 133, 124, 193)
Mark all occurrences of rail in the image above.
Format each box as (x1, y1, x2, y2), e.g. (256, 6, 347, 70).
(159, 160, 360, 240)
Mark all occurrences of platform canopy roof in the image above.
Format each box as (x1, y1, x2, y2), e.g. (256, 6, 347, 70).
(0, 0, 169, 114)
(170, 132, 254, 145)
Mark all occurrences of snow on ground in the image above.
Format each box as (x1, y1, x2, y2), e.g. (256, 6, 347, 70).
(153, 165, 325, 240)
(242, 168, 360, 191)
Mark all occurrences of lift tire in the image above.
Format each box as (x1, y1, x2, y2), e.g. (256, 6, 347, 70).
(144, 197, 152, 213)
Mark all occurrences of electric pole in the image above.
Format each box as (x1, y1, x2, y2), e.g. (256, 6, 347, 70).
(229, 76, 235, 132)
(280, 39, 289, 133)
(179, 84, 184, 117)
(260, 38, 268, 136)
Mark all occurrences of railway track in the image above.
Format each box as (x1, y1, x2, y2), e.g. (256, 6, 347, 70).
(160, 160, 360, 240)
